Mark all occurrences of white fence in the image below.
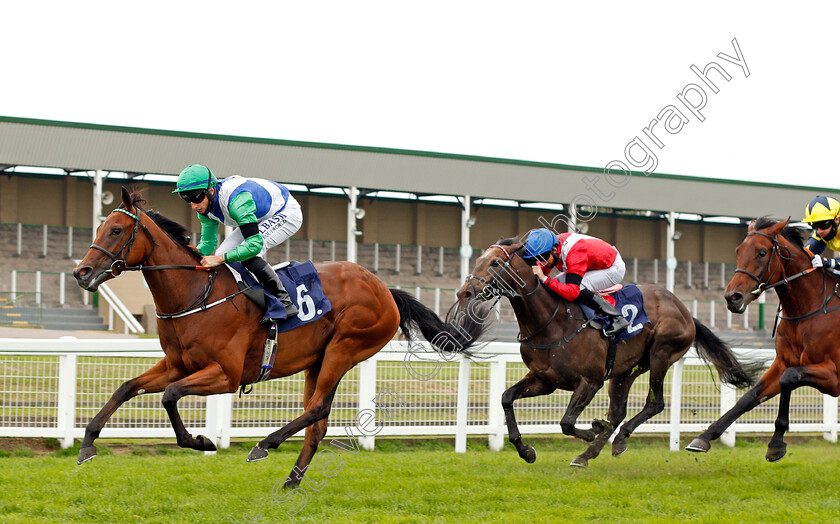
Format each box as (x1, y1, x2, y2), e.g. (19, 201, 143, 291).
(0, 339, 837, 453)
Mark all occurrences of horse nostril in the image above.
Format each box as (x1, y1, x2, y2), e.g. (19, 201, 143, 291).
(728, 292, 743, 304)
(74, 267, 90, 279)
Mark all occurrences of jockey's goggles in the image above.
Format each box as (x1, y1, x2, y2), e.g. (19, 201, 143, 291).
(812, 219, 835, 231)
(179, 189, 207, 204)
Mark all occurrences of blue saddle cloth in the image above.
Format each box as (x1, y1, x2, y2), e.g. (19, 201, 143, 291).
(228, 260, 332, 333)
(580, 284, 650, 343)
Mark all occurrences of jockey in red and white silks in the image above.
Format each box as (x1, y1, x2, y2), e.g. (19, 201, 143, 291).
(523, 228, 629, 335)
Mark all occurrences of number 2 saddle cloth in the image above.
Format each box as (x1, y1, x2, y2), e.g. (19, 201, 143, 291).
(227, 260, 332, 334)
(581, 284, 650, 342)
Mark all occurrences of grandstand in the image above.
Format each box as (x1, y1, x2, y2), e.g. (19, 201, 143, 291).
(0, 116, 820, 337)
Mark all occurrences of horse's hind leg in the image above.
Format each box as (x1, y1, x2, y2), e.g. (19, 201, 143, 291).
(282, 366, 329, 489)
(78, 358, 184, 464)
(502, 372, 555, 463)
(248, 351, 353, 462)
(571, 367, 646, 467)
(609, 355, 672, 455)
(160, 363, 239, 451)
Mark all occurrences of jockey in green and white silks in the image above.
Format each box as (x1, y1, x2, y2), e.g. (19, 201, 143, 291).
(174, 164, 303, 316)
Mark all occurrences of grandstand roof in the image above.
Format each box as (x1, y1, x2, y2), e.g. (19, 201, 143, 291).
(0, 116, 829, 219)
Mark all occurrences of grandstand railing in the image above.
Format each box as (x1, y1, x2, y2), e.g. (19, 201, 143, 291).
(1, 339, 837, 452)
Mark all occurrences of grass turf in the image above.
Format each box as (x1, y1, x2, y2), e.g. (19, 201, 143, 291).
(1, 436, 838, 523)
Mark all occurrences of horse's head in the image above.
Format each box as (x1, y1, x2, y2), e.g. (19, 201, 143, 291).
(457, 240, 535, 303)
(725, 217, 799, 313)
(74, 187, 155, 291)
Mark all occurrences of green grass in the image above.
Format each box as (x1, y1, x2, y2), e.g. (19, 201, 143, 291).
(1, 436, 838, 523)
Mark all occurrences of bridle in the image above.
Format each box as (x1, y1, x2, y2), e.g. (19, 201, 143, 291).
(90, 208, 156, 276)
(88, 207, 248, 319)
(465, 244, 585, 345)
(464, 244, 540, 300)
(734, 230, 815, 298)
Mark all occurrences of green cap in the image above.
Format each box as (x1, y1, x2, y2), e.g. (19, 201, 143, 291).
(173, 164, 218, 193)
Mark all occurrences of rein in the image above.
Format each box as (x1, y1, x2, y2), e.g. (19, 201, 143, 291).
(92, 207, 249, 319)
(469, 244, 588, 348)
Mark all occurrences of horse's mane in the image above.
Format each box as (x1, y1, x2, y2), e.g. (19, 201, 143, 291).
(753, 216, 809, 249)
(123, 189, 201, 262)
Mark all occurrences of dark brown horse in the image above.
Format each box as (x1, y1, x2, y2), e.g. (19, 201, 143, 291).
(72, 188, 486, 486)
(454, 238, 756, 467)
(687, 217, 840, 461)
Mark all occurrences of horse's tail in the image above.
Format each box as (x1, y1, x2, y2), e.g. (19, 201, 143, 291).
(390, 288, 492, 357)
(692, 318, 761, 389)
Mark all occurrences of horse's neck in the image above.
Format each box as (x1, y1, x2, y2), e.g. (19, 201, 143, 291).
(142, 240, 236, 312)
(508, 287, 572, 336)
(776, 245, 836, 316)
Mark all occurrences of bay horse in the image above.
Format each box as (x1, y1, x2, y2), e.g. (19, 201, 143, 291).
(72, 188, 488, 487)
(687, 217, 840, 461)
(454, 237, 757, 467)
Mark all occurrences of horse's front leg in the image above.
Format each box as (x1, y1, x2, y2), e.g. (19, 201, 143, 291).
(161, 362, 238, 451)
(686, 360, 784, 453)
(79, 358, 184, 464)
(766, 362, 840, 462)
(501, 372, 555, 463)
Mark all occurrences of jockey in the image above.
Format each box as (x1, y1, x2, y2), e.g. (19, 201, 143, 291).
(173, 164, 302, 317)
(523, 228, 630, 336)
(803, 196, 840, 270)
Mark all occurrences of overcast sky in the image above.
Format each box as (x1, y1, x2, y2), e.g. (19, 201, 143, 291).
(2, 1, 837, 190)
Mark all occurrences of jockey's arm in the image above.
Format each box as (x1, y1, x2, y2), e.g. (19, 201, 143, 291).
(805, 234, 840, 269)
(221, 192, 265, 263)
(196, 213, 219, 256)
(542, 272, 584, 301)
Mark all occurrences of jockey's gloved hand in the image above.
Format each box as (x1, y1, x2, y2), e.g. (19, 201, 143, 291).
(811, 254, 824, 268)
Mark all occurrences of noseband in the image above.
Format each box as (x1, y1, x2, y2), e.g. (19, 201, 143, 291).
(465, 244, 539, 300)
(89, 209, 155, 276)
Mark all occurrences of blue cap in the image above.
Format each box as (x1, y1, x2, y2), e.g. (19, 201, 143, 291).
(523, 228, 558, 258)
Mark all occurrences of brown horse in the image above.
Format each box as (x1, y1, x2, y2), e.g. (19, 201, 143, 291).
(687, 217, 840, 461)
(454, 238, 757, 467)
(72, 188, 487, 486)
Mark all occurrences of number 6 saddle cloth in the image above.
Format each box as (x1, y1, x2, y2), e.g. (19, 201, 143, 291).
(580, 283, 650, 343)
(227, 260, 332, 334)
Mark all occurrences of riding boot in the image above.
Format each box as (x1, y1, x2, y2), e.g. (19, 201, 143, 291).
(578, 288, 630, 336)
(242, 257, 299, 318)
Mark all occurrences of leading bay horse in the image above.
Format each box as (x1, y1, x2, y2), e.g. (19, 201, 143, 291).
(687, 217, 840, 461)
(453, 237, 757, 467)
(72, 188, 488, 487)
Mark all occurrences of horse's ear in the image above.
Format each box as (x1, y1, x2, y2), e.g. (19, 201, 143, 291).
(747, 220, 756, 232)
(121, 187, 133, 211)
(766, 218, 789, 237)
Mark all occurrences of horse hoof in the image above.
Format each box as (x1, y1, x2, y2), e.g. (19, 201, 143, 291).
(196, 435, 217, 452)
(519, 445, 537, 463)
(77, 446, 98, 465)
(612, 439, 628, 457)
(766, 443, 787, 462)
(283, 478, 301, 489)
(685, 438, 710, 453)
(570, 456, 588, 468)
(247, 445, 269, 462)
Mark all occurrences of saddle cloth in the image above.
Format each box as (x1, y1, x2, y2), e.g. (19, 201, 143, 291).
(227, 260, 332, 333)
(580, 284, 650, 343)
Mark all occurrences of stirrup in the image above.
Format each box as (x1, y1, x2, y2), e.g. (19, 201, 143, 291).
(604, 316, 630, 336)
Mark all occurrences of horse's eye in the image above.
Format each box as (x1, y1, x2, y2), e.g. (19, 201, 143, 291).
(111, 228, 122, 236)
(491, 259, 502, 267)
(758, 249, 767, 257)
